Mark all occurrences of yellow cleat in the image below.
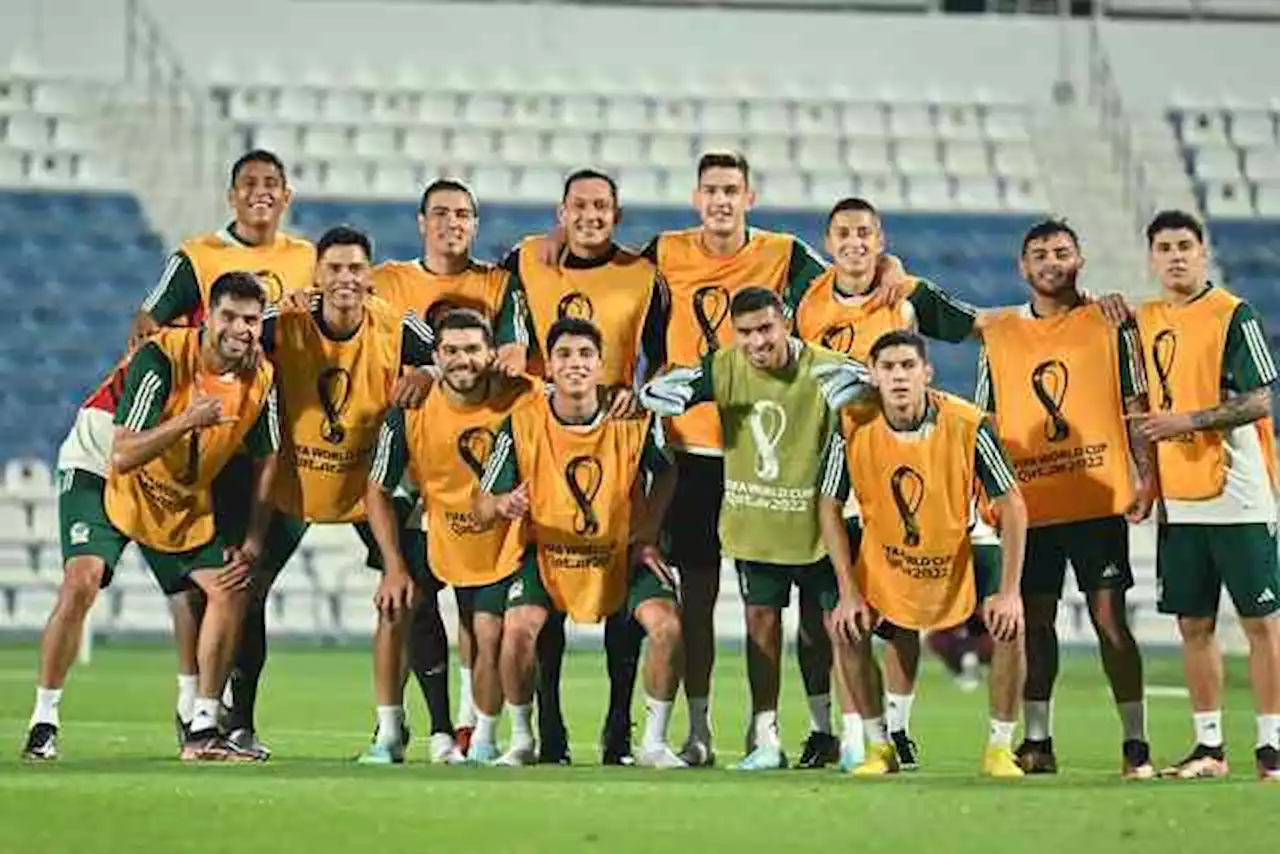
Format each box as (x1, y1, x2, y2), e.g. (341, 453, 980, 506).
(982, 745, 1026, 778)
(851, 742, 900, 777)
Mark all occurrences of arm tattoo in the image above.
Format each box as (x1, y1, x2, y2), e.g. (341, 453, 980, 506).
(1123, 394, 1156, 484)
(1188, 387, 1272, 432)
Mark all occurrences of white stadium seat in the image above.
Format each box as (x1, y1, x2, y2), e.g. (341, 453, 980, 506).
(559, 95, 603, 130)
(617, 166, 666, 206)
(954, 176, 1005, 212)
(303, 124, 352, 158)
(411, 93, 458, 125)
(841, 102, 885, 137)
(895, 139, 944, 175)
(50, 117, 95, 151)
(598, 132, 644, 167)
(498, 129, 545, 164)
(354, 125, 397, 159)
(469, 164, 517, 199)
(276, 87, 321, 123)
(647, 132, 694, 169)
(904, 174, 956, 210)
(0, 149, 25, 185)
(548, 131, 593, 167)
(2, 113, 49, 148)
(516, 166, 564, 202)
(807, 171, 856, 205)
(510, 95, 556, 129)
(793, 102, 841, 137)
(1255, 181, 1280, 216)
(462, 93, 508, 127)
(983, 106, 1031, 143)
(757, 171, 807, 208)
(699, 99, 744, 133)
(742, 135, 792, 171)
(858, 172, 905, 209)
(1177, 110, 1229, 148)
(1201, 179, 1254, 217)
(1004, 177, 1050, 212)
(1242, 147, 1280, 181)
(404, 127, 449, 160)
(886, 103, 935, 139)
(605, 96, 650, 131)
(845, 138, 894, 174)
(795, 136, 842, 172)
(1229, 110, 1276, 147)
(992, 141, 1039, 178)
(324, 160, 372, 196)
(1192, 146, 1242, 180)
(450, 129, 495, 163)
(935, 104, 985, 142)
(653, 99, 698, 132)
(746, 101, 792, 135)
(253, 123, 302, 156)
(943, 141, 991, 177)
(372, 161, 419, 198)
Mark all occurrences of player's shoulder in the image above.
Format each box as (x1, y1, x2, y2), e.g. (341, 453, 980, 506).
(364, 293, 404, 327)
(931, 389, 986, 427)
(277, 231, 316, 255)
(179, 231, 228, 253)
(749, 227, 802, 252)
(654, 227, 700, 253)
(372, 258, 417, 279)
(796, 267, 835, 305)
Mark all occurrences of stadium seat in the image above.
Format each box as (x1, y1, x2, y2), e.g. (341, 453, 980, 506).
(558, 95, 602, 130)
(887, 103, 935, 139)
(757, 171, 807, 208)
(1242, 147, 1280, 181)
(944, 141, 991, 177)
(895, 139, 944, 176)
(499, 129, 544, 165)
(955, 177, 1004, 212)
(841, 103, 885, 137)
(992, 142, 1039, 179)
(648, 133, 694, 169)
(743, 135, 792, 172)
(935, 104, 985, 142)
(700, 99, 744, 134)
(1202, 179, 1255, 217)
(1192, 145, 1243, 181)
(793, 102, 841, 137)
(462, 93, 508, 127)
(515, 166, 563, 203)
(746, 101, 791, 136)
(404, 127, 448, 161)
(604, 96, 650, 131)
(983, 107, 1031, 143)
(548, 131, 593, 167)
(1253, 182, 1280, 216)
(846, 138, 893, 174)
(1228, 110, 1276, 147)
(598, 132, 643, 168)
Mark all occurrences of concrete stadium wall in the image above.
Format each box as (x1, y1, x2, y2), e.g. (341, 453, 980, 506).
(4, 0, 1279, 107)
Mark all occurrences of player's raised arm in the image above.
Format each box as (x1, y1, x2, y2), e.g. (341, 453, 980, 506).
(128, 250, 202, 348)
(638, 356, 714, 418)
(493, 246, 534, 375)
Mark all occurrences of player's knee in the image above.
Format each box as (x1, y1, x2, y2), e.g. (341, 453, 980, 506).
(1176, 616, 1216, 646)
(505, 607, 546, 649)
(473, 614, 503, 654)
(1240, 614, 1280, 644)
(1024, 596, 1058, 627)
(61, 558, 105, 607)
(744, 606, 779, 637)
(639, 604, 681, 653)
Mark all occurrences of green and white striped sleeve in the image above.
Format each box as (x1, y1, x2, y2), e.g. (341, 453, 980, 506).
(974, 416, 1018, 499)
(818, 428, 851, 503)
(114, 342, 173, 431)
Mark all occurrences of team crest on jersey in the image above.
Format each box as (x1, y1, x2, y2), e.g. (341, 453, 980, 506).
(1030, 359, 1070, 443)
(254, 270, 286, 304)
(1152, 329, 1177, 411)
(316, 367, 353, 444)
(69, 521, 90, 546)
(564, 455, 603, 535)
(692, 286, 730, 355)
(456, 427, 496, 481)
(557, 292, 594, 321)
(748, 400, 787, 481)
(820, 324, 856, 355)
(889, 466, 925, 547)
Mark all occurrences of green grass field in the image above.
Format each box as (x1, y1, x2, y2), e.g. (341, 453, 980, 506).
(0, 642, 1273, 853)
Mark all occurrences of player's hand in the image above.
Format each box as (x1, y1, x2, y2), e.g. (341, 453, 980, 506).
(127, 311, 160, 351)
(494, 344, 527, 377)
(1126, 411, 1194, 442)
(631, 542, 679, 594)
(1124, 477, 1158, 524)
(495, 481, 531, 520)
(605, 387, 639, 420)
(833, 594, 876, 643)
(1080, 290, 1133, 326)
(392, 368, 434, 409)
(536, 225, 568, 266)
(210, 560, 253, 592)
(374, 567, 417, 620)
(277, 288, 319, 314)
(639, 367, 699, 417)
(981, 590, 1024, 643)
(862, 254, 913, 312)
(811, 360, 873, 411)
(182, 394, 234, 429)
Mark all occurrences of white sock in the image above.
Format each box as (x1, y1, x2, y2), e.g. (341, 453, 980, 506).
(456, 667, 477, 728)
(1024, 700, 1052, 741)
(688, 696, 712, 743)
(885, 692, 915, 734)
(191, 697, 220, 735)
(474, 711, 499, 749)
(1193, 710, 1223, 748)
(807, 694, 832, 735)
(31, 687, 62, 728)
(375, 705, 405, 747)
(862, 715, 889, 746)
(643, 695, 675, 750)
(1118, 700, 1147, 742)
(752, 710, 780, 749)
(176, 674, 197, 725)
(841, 712, 864, 747)
(507, 703, 534, 747)
(989, 719, 1016, 749)
(1256, 714, 1280, 749)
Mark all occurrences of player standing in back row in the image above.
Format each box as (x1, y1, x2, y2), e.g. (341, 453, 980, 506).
(1127, 210, 1280, 781)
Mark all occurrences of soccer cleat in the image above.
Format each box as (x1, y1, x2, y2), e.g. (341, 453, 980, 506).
(1160, 744, 1229, 779)
(464, 741, 499, 765)
(1256, 745, 1280, 782)
(982, 745, 1025, 778)
(637, 744, 688, 769)
(601, 721, 635, 767)
(677, 736, 716, 768)
(174, 713, 192, 751)
(428, 732, 457, 765)
(493, 742, 537, 767)
(1121, 739, 1156, 780)
(181, 731, 258, 763)
(1014, 738, 1058, 774)
(21, 723, 58, 761)
(356, 742, 405, 765)
(851, 741, 900, 777)
(453, 725, 474, 757)
(537, 738, 572, 766)
(733, 743, 787, 771)
(796, 731, 841, 769)
(226, 728, 271, 762)
(838, 742, 866, 772)
(890, 730, 920, 771)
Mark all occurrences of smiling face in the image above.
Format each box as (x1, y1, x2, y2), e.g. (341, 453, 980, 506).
(1149, 227, 1208, 297)
(315, 242, 371, 312)
(547, 333, 602, 398)
(435, 326, 492, 395)
(1020, 231, 1083, 299)
(732, 305, 789, 371)
(694, 166, 754, 240)
(227, 159, 290, 234)
(418, 187, 477, 260)
(825, 208, 884, 281)
(207, 294, 264, 368)
(559, 176, 617, 255)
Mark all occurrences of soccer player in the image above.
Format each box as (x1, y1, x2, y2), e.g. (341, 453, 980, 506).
(22, 272, 279, 761)
(502, 168, 669, 764)
(230, 226, 439, 760)
(793, 196, 986, 769)
(975, 219, 1156, 778)
(127, 149, 314, 748)
(365, 309, 540, 763)
(475, 317, 684, 768)
(1127, 210, 1280, 781)
(819, 330, 1028, 777)
(370, 178, 526, 754)
(640, 287, 872, 770)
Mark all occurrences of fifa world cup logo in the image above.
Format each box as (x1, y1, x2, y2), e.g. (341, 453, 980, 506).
(748, 400, 788, 482)
(316, 367, 353, 444)
(176, 433, 200, 486)
(692, 286, 730, 355)
(456, 427, 496, 481)
(565, 455, 604, 536)
(1030, 360, 1071, 443)
(820, 323, 857, 355)
(557, 292, 594, 321)
(1153, 330, 1177, 412)
(890, 466, 925, 548)
(255, 269, 286, 304)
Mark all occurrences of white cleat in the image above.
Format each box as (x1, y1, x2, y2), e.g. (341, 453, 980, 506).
(678, 736, 716, 768)
(637, 744, 688, 769)
(429, 732, 457, 765)
(492, 742, 537, 767)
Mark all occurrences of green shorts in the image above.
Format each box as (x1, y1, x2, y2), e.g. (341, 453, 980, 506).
(1157, 522, 1280, 619)
(503, 547, 677, 617)
(211, 453, 255, 545)
(736, 557, 840, 613)
(57, 468, 225, 596)
(1021, 515, 1133, 599)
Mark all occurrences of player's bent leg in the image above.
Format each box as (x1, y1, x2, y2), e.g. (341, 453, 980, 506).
(632, 596, 686, 769)
(882, 626, 921, 771)
(736, 560, 788, 770)
(601, 610, 644, 766)
(982, 633, 1025, 779)
(23, 556, 109, 761)
(466, 609, 504, 764)
(454, 600, 478, 753)
(1085, 589, 1152, 777)
(497, 603, 549, 767)
(834, 629, 898, 777)
(408, 596, 457, 762)
(534, 611, 570, 764)
(184, 555, 254, 763)
(168, 590, 201, 746)
(358, 585, 425, 766)
(1018, 595, 1059, 773)
(795, 587, 839, 769)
